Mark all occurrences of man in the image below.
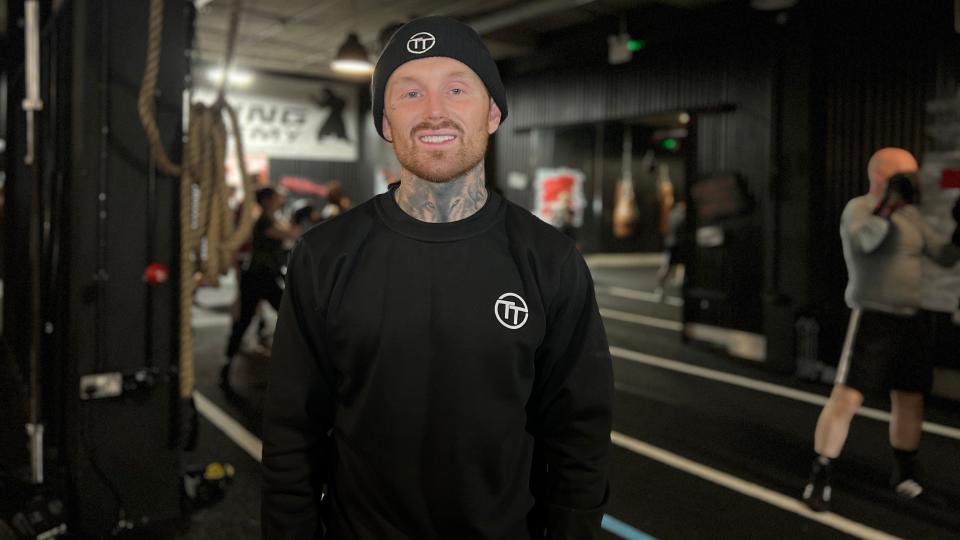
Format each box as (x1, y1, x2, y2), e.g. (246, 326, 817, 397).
(802, 147, 960, 512)
(262, 16, 612, 540)
(655, 198, 686, 301)
(221, 186, 300, 390)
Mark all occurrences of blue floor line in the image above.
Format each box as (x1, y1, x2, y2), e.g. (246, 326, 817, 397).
(601, 514, 656, 540)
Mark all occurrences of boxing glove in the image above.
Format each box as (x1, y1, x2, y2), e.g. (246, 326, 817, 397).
(873, 174, 916, 217)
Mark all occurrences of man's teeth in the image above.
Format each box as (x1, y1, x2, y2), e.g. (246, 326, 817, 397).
(419, 135, 455, 143)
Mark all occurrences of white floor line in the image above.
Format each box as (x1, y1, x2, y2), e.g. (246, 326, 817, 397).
(600, 308, 684, 332)
(610, 431, 902, 540)
(195, 390, 653, 539)
(585, 253, 665, 268)
(194, 391, 263, 463)
(192, 367, 908, 538)
(610, 346, 960, 441)
(600, 286, 684, 307)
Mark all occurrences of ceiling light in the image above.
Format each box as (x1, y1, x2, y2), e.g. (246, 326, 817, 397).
(750, 0, 799, 10)
(206, 68, 254, 87)
(332, 33, 373, 76)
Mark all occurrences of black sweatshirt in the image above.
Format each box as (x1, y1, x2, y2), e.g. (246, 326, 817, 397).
(262, 185, 612, 540)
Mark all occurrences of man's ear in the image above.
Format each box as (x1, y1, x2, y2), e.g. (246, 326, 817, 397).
(487, 98, 502, 135)
(382, 114, 394, 143)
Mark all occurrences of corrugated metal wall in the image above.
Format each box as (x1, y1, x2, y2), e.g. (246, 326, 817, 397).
(809, 0, 960, 343)
(496, 38, 773, 208)
(502, 47, 731, 132)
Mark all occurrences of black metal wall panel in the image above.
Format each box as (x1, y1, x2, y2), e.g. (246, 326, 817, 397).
(63, 0, 187, 533)
(4, 0, 187, 532)
(496, 30, 773, 213)
(807, 0, 960, 358)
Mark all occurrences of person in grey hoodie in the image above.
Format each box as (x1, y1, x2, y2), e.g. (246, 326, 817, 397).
(802, 147, 960, 512)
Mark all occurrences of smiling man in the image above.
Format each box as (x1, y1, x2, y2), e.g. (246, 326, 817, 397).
(262, 16, 612, 540)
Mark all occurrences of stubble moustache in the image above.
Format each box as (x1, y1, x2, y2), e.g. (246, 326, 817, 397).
(395, 119, 488, 183)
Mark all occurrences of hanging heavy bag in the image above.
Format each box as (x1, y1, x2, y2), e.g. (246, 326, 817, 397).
(613, 177, 638, 239)
(656, 164, 675, 238)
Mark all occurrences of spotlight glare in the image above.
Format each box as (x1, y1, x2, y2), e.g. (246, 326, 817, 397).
(205, 68, 254, 87)
(332, 59, 374, 75)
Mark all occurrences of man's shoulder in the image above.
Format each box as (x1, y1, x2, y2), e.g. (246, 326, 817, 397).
(297, 195, 378, 254)
(845, 194, 873, 209)
(841, 194, 874, 219)
(504, 199, 576, 249)
(502, 199, 580, 269)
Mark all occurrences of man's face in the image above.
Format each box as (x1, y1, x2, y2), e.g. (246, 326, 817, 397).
(382, 57, 502, 183)
(869, 149, 919, 195)
(265, 193, 284, 213)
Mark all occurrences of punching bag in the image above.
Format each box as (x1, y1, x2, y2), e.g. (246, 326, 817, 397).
(613, 126, 638, 239)
(613, 177, 638, 238)
(657, 164, 675, 238)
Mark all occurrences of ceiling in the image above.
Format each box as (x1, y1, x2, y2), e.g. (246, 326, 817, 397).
(194, 0, 732, 81)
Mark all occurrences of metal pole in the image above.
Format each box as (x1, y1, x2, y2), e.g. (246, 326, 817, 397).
(23, 0, 46, 486)
(23, 0, 43, 165)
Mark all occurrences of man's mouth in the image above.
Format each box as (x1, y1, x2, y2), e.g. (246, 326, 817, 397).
(417, 133, 457, 145)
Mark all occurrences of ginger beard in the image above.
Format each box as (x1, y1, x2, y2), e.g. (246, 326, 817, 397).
(389, 112, 489, 184)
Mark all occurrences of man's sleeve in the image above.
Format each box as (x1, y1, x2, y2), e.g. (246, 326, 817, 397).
(262, 241, 337, 539)
(528, 248, 613, 540)
(843, 199, 890, 254)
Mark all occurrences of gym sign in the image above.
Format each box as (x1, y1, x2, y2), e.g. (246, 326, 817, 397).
(193, 77, 358, 161)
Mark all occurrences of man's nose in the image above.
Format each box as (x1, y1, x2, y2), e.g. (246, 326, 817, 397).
(424, 91, 447, 119)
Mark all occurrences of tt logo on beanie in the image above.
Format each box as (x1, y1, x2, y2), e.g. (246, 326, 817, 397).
(407, 32, 436, 54)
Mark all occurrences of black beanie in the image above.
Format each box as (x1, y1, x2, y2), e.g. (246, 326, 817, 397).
(371, 16, 508, 141)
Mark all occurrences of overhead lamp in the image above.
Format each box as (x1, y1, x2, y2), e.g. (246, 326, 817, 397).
(750, 0, 799, 10)
(331, 33, 374, 76)
(206, 67, 254, 87)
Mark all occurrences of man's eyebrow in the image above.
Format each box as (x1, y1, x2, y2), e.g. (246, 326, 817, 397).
(391, 75, 420, 86)
(391, 71, 477, 86)
(443, 70, 474, 80)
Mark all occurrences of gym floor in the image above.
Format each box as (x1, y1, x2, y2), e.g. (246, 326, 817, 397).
(178, 256, 960, 540)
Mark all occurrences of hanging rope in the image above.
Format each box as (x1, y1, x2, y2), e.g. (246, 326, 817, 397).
(137, 0, 255, 428)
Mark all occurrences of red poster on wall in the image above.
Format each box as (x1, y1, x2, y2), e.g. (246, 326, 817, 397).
(533, 168, 586, 228)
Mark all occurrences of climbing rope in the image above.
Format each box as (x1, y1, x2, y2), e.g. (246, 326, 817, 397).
(137, 0, 255, 437)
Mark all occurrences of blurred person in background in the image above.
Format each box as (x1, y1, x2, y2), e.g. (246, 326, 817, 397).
(320, 180, 352, 219)
(803, 148, 960, 512)
(655, 198, 686, 300)
(220, 186, 300, 391)
(292, 203, 324, 232)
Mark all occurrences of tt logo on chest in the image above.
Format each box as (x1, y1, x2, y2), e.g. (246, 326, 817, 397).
(495, 293, 528, 330)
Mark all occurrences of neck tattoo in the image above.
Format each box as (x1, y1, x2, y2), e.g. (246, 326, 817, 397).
(394, 163, 488, 223)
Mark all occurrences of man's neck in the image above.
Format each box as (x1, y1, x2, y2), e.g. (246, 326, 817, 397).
(394, 163, 488, 223)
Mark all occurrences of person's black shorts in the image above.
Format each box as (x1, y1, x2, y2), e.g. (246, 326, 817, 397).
(835, 309, 933, 394)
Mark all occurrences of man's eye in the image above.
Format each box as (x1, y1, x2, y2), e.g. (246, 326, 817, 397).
(450, 88, 464, 95)
(404, 91, 420, 98)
